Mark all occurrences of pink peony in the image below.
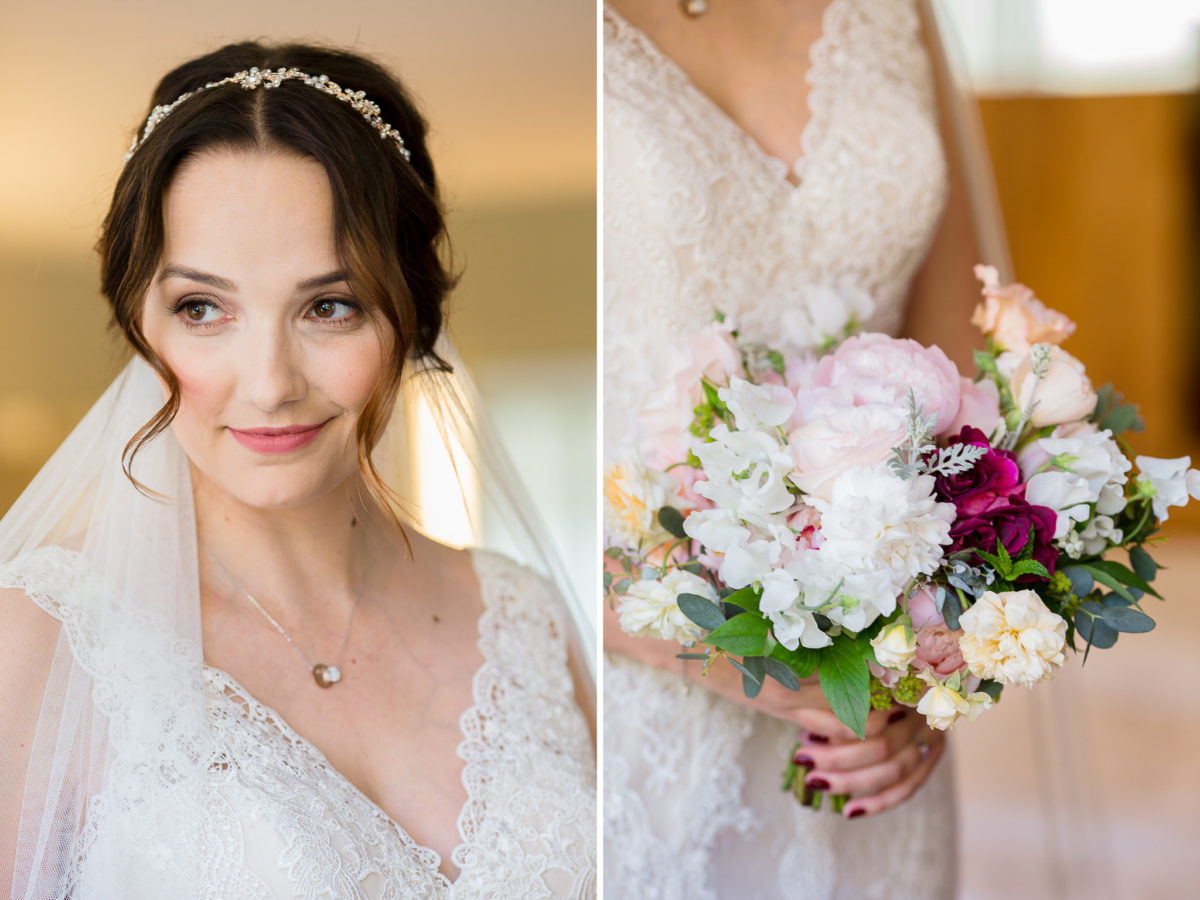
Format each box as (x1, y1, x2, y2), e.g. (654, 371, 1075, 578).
(944, 376, 1002, 438)
(787, 405, 907, 501)
(814, 333, 962, 436)
(912, 624, 967, 677)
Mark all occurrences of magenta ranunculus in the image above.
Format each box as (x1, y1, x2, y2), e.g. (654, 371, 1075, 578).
(935, 426, 1025, 516)
(948, 498, 1059, 580)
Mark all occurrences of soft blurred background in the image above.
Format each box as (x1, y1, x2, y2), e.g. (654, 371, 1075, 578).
(0, 1, 596, 621)
(942, 2, 1200, 898)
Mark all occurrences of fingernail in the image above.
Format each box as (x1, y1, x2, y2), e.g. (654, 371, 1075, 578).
(806, 734, 829, 744)
(793, 754, 815, 768)
(847, 808, 866, 819)
(887, 709, 907, 724)
(805, 777, 830, 790)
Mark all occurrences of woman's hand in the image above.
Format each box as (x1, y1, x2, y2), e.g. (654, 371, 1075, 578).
(792, 707, 946, 819)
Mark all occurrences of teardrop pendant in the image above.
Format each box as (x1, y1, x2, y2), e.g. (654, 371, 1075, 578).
(312, 663, 342, 688)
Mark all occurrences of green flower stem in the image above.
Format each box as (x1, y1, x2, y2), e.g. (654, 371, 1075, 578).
(783, 744, 850, 812)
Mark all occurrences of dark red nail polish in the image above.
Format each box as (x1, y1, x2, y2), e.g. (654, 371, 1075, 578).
(793, 754, 815, 768)
(806, 777, 831, 790)
(887, 709, 906, 724)
(847, 808, 866, 819)
(807, 734, 829, 744)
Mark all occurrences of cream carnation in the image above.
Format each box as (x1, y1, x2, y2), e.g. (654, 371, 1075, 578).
(604, 459, 685, 549)
(617, 569, 715, 643)
(958, 590, 1067, 687)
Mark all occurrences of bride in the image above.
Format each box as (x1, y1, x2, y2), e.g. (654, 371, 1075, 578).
(0, 42, 594, 898)
(603, 1, 1008, 897)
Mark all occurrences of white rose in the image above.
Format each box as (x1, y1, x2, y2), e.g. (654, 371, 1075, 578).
(604, 459, 685, 549)
(871, 619, 917, 670)
(958, 590, 1067, 687)
(917, 681, 971, 731)
(1135, 455, 1200, 523)
(1010, 345, 1098, 428)
(617, 569, 716, 643)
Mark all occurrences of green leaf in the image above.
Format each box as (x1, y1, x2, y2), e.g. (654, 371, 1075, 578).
(613, 577, 632, 595)
(974, 350, 999, 375)
(816, 637, 871, 740)
(1129, 545, 1159, 583)
(729, 656, 764, 697)
(603, 546, 624, 559)
(602, 570, 613, 588)
(768, 642, 819, 679)
(703, 613, 770, 656)
(657, 505, 687, 539)
(1008, 559, 1051, 580)
(942, 589, 964, 631)
(721, 585, 762, 615)
(1100, 606, 1155, 634)
(977, 679, 1004, 701)
(675, 652, 710, 661)
(1088, 559, 1161, 599)
(1083, 564, 1136, 604)
(761, 656, 801, 690)
(677, 593, 727, 630)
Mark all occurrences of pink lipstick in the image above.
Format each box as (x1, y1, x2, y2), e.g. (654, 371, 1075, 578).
(227, 422, 327, 454)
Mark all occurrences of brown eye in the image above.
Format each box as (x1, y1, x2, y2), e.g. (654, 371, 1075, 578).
(185, 302, 208, 321)
(312, 299, 338, 319)
(308, 299, 356, 322)
(178, 300, 220, 323)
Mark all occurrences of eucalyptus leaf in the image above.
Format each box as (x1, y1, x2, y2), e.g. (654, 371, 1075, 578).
(613, 577, 632, 595)
(677, 593, 727, 631)
(1084, 565, 1136, 604)
(942, 590, 963, 631)
(768, 642, 819, 679)
(816, 638, 871, 740)
(1061, 566, 1095, 598)
(977, 680, 1004, 701)
(679, 561, 705, 576)
(1129, 545, 1158, 583)
(704, 613, 770, 656)
(1075, 610, 1119, 651)
(1100, 606, 1155, 634)
(1088, 559, 1161, 599)
(761, 656, 801, 691)
(675, 652, 710, 661)
(657, 505, 688, 539)
(729, 656, 764, 697)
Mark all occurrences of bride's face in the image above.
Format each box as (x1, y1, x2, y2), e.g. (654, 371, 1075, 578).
(141, 148, 391, 510)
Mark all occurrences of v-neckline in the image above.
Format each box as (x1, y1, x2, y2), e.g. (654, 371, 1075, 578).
(604, 0, 842, 192)
(204, 545, 492, 890)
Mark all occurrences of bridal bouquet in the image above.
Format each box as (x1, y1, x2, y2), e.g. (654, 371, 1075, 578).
(604, 266, 1199, 805)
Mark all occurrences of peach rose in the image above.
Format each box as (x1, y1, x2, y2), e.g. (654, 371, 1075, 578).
(912, 624, 967, 677)
(1010, 345, 1098, 428)
(971, 265, 1076, 353)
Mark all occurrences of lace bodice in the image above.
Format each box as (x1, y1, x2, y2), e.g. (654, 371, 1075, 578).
(603, 3, 957, 898)
(603, 0, 947, 459)
(4, 546, 595, 898)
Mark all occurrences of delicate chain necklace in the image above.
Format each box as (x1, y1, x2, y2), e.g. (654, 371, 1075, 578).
(200, 539, 366, 688)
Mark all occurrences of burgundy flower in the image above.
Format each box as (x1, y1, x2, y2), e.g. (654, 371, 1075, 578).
(948, 499, 1058, 581)
(935, 426, 1025, 516)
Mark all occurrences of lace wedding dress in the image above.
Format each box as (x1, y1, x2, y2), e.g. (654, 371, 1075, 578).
(604, 2, 957, 897)
(2, 542, 595, 898)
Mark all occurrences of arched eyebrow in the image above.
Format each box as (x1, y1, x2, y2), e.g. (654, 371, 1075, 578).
(156, 265, 350, 291)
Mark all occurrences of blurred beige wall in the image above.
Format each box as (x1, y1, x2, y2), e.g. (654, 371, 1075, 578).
(0, 0, 596, 517)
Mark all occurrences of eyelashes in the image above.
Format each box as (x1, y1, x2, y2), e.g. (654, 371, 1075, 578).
(167, 296, 364, 332)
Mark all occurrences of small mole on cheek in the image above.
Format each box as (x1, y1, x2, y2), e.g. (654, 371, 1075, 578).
(350, 516, 358, 527)
(432, 615, 440, 624)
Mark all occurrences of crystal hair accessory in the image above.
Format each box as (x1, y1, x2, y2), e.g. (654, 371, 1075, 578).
(122, 66, 412, 164)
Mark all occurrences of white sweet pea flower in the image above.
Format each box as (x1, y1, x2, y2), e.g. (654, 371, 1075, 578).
(767, 602, 833, 651)
(1077, 514, 1122, 557)
(1136, 455, 1200, 522)
(693, 425, 796, 522)
(1095, 482, 1127, 517)
(617, 569, 717, 643)
(683, 508, 748, 555)
(1025, 471, 1093, 539)
(965, 690, 994, 722)
(719, 377, 796, 431)
(783, 546, 902, 633)
(1038, 429, 1131, 500)
(871, 618, 917, 670)
(719, 536, 780, 589)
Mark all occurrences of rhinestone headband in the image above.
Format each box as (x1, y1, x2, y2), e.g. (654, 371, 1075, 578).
(122, 66, 411, 164)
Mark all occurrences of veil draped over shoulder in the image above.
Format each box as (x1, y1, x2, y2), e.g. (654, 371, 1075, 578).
(0, 333, 588, 898)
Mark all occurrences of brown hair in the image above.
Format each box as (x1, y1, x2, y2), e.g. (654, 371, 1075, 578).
(97, 41, 454, 516)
